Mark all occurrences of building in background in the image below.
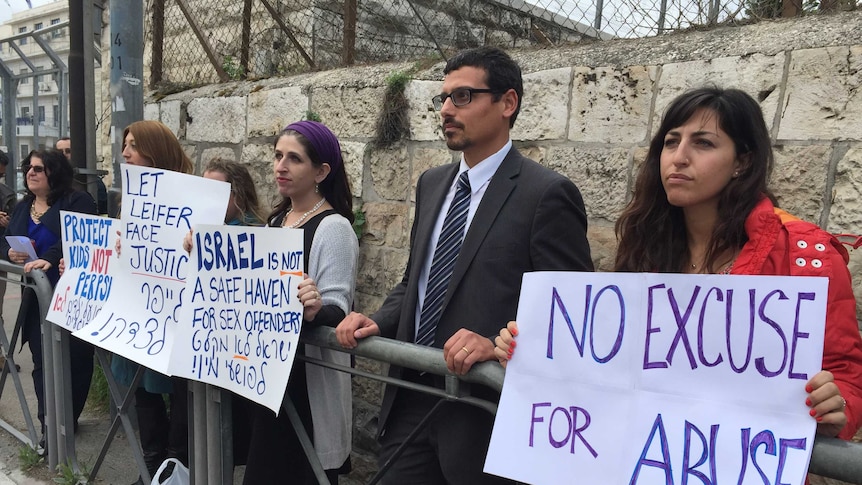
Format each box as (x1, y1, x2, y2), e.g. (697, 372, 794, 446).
(0, 1, 70, 162)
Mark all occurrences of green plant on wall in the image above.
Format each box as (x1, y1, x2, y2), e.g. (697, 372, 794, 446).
(222, 55, 244, 80)
(304, 110, 322, 122)
(371, 70, 412, 149)
(352, 207, 366, 240)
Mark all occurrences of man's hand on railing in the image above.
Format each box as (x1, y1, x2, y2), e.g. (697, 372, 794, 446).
(335, 311, 381, 349)
(443, 328, 496, 376)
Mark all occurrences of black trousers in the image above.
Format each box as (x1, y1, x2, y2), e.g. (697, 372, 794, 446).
(21, 290, 93, 430)
(242, 357, 346, 485)
(377, 372, 517, 485)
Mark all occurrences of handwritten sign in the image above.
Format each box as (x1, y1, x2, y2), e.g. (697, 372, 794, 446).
(168, 224, 304, 414)
(74, 164, 230, 375)
(45, 212, 118, 331)
(485, 272, 827, 485)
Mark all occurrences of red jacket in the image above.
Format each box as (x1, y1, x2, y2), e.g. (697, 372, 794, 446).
(732, 197, 862, 441)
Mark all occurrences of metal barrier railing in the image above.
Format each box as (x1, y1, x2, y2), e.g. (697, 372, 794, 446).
(291, 326, 862, 485)
(0, 260, 72, 472)
(1, 262, 858, 483)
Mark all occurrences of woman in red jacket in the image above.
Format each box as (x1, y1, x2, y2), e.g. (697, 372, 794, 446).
(496, 86, 862, 444)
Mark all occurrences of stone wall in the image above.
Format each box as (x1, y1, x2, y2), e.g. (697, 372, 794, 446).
(137, 10, 862, 478)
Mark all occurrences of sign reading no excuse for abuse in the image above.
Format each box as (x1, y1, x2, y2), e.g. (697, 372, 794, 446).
(168, 224, 305, 414)
(485, 272, 827, 485)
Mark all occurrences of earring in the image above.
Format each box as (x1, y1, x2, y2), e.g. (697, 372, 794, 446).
(315, 184, 320, 193)
(733, 170, 740, 178)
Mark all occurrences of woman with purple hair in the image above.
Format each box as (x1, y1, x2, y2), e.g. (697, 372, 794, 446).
(242, 120, 358, 484)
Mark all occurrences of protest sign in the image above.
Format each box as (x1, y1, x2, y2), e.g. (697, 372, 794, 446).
(45, 211, 118, 331)
(168, 224, 304, 414)
(74, 164, 230, 375)
(485, 272, 827, 485)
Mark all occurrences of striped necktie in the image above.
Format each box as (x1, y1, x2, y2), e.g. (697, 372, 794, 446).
(416, 171, 471, 347)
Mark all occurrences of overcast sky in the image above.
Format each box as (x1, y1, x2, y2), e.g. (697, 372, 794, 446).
(1, 0, 58, 25)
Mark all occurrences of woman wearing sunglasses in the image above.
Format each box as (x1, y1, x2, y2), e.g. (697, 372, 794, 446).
(1, 148, 97, 453)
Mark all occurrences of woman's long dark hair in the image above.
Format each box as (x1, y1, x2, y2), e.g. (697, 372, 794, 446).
(23, 149, 76, 205)
(614, 87, 775, 273)
(204, 158, 266, 225)
(268, 129, 354, 224)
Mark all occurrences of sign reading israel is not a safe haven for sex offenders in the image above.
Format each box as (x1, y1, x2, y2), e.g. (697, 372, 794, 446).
(46, 211, 119, 331)
(168, 224, 305, 414)
(485, 271, 827, 485)
(74, 164, 230, 375)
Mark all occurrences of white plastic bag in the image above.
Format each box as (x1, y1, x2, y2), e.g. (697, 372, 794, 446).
(152, 458, 189, 485)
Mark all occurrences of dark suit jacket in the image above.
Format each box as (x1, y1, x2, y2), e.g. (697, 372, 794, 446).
(371, 147, 593, 433)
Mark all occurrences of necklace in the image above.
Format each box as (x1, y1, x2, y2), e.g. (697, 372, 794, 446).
(30, 202, 47, 222)
(283, 198, 326, 228)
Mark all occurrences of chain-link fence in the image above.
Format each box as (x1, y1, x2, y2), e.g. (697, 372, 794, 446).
(147, 0, 859, 89)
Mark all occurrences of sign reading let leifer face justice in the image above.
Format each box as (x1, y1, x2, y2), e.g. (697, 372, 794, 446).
(73, 164, 230, 375)
(485, 271, 827, 485)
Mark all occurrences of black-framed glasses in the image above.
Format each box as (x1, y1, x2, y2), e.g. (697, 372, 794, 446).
(431, 88, 497, 111)
(21, 165, 45, 174)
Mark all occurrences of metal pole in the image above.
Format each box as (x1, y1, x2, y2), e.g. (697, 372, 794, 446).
(109, 0, 144, 189)
(68, 0, 98, 200)
(594, 0, 604, 32)
(0, 62, 17, 186)
(657, 0, 669, 34)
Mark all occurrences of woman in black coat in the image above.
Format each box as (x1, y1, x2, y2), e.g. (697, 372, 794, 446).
(1, 148, 97, 451)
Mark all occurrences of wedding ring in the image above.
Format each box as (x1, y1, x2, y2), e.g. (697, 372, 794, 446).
(461, 346, 470, 354)
(841, 397, 847, 409)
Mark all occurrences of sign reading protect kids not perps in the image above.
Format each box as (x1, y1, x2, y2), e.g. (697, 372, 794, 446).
(74, 164, 229, 375)
(45, 211, 119, 331)
(485, 272, 827, 485)
(168, 224, 305, 414)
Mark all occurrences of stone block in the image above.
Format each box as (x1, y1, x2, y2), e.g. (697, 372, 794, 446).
(406, 80, 443, 142)
(829, 146, 862, 233)
(369, 144, 410, 201)
(519, 145, 548, 167)
(247, 86, 307, 138)
(187, 96, 247, 144)
(411, 147, 454, 202)
(656, 54, 784, 136)
(241, 143, 279, 208)
(311, 85, 387, 138)
(588, 223, 618, 272)
(771, 145, 831, 224)
(356, 246, 409, 299)
(353, 292, 385, 319)
(780, 46, 862, 141)
(340, 141, 366, 199)
(144, 103, 160, 122)
(161, 100, 183, 136)
(514, 67, 571, 141)
(362, 202, 410, 249)
(569, 65, 656, 143)
(545, 146, 630, 223)
(200, 147, 240, 166)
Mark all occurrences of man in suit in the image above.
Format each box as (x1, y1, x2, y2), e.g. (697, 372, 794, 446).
(56, 137, 108, 214)
(336, 46, 593, 484)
